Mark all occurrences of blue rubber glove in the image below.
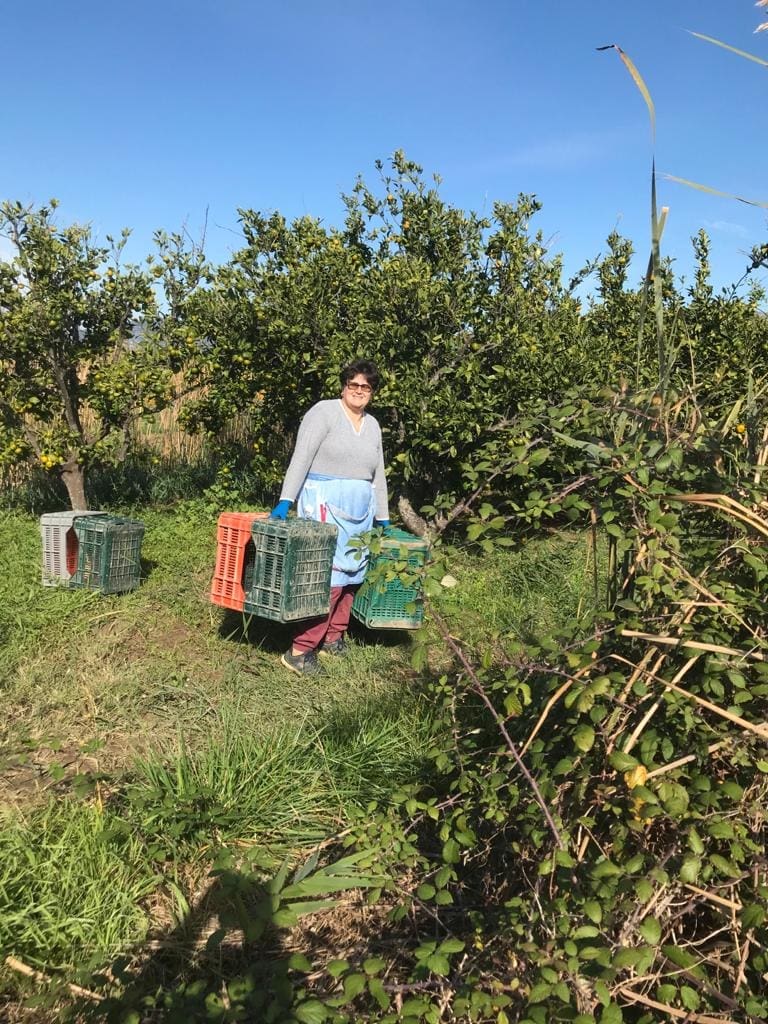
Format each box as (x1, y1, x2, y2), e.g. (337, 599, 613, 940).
(374, 519, 391, 533)
(270, 499, 292, 520)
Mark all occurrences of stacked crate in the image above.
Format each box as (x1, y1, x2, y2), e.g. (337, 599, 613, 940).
(210, 512, 269, 611)
(243, 518, 338, 623)
(352, 528, 428, 630)
(40, 510, 107, 586)
(69, 515, 145, 594)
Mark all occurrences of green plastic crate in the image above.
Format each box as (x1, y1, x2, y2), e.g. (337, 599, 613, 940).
(70, 515, 145, 594)
(352, 528, 428, 630)
(243, 518, 338, 622)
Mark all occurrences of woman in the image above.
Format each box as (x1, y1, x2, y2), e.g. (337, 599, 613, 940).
(270, 359, 390, 675)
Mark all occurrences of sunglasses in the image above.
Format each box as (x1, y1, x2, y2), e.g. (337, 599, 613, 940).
(345, 382, 372, 393)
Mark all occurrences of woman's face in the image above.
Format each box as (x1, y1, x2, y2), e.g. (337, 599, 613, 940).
(341, 374, 374, 414)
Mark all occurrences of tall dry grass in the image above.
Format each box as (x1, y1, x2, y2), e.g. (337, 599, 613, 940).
(1, 374, 256, 497)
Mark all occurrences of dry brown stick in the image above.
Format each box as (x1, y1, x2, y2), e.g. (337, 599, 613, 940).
(4, 955, 104, 1002)
(645, 740, 725, 779)
(605, 646, 672, 756)
(519, 666, 592, 757)
(609, 654, 768, 739)
(620, 629, 766, 662)
(683, 884, 743, 913)
(615, 984, 735, 1023)
(664, 492, 768, 536)
(736, 933, 752, 993)
(605, 604, 699, 755)
(623, 655, 700, 754)
(668, 555, 756, 638)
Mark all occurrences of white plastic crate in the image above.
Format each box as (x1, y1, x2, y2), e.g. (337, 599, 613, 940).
(40, 510, 107, 586)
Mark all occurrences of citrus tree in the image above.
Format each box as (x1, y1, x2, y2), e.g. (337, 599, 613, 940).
(0, 200, 204, 509)
(183, 153, 590, 509)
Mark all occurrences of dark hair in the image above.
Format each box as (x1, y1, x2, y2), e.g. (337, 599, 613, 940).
(340, 359, 380, 392)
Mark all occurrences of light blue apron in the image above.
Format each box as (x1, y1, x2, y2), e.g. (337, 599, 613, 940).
(297, 473, 375, 586)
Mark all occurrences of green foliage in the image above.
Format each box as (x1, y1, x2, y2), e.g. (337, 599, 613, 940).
(0, 201, 206, 508)
(0, 801, 155, 971)
(127, 697, 440, 859)
(180, 153, 591, 507)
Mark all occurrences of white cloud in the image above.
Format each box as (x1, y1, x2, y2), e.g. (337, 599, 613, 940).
(701, 219, 750, 239)
(456, 127, 641, 175)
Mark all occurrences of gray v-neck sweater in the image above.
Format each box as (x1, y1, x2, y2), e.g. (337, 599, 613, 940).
(279, 399, 389, 520)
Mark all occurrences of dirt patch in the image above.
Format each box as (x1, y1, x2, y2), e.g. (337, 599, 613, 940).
(0, 745, 100, 809)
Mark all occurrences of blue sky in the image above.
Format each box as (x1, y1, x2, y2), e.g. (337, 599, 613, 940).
(3, 0, 767, 298)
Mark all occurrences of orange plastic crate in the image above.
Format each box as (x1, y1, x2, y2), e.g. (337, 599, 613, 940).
(210, 512, 268, 611)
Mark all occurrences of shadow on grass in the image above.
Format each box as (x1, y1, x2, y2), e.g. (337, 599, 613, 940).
(73, 850, 410, 1024)
(139, 557, 158, 585)
(217, 609, 296, 653)
(217, 607, 416, 656)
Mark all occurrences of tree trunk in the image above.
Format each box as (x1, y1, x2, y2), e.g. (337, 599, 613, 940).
(61, 460, 88, 511)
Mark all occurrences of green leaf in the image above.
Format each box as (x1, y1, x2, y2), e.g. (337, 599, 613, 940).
(709, 853, 740, 877)
(288, 953, 312, 973)
(504, 692, 523, 716)
(439, 938, 465, 954)
(742, 904, 766, 929)
(638, 917, 661, 944)
(527, 982, 552, 1004)
(679, 986, 700, 1011)
(608, 751, 638, 771)
(368, 977, 389, 1010)
(574, 725, 596, 753)
(600, 1005, 623, 1024)
(583, 900, 602, 925)
(613, 948, 643, 969)
(426, 953, 451, 975)
(442, 838, 460, 864)
(363, 957, 387, 975)
(326, 959, 349, 978)
(281, 874, 383, 898)
(294, 1000, 329, 1024)
(343, 973, 367, 1000)
(679, 856, 701, 884)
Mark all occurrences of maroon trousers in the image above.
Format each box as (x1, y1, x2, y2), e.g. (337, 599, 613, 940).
(292, 585, 357, 653)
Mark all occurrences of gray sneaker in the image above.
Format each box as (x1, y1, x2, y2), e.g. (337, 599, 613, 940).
(280, 649, 320, 676)
(319, 636, 347, 658)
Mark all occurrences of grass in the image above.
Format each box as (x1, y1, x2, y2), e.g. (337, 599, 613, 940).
(437, 530, 605, 647)
(0, 801, 156, 973)
(0, 502, 599, 1013)
(128, 693, 440, 857)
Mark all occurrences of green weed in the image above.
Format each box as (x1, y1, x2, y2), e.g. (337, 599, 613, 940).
(127, 694, 439, 858)
(0, 801, 156, 972)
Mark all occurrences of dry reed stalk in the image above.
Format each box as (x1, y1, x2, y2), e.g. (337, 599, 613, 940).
(5, 955, 104, 1002)
(620, 630, 766, 662)
(613, 985, 736, 1024)
(645, 740, 725, 779)
(609, 654, 768, 740)
(622, 654, 700, 754)
(683, 885, 742, 913)
(604, 596, 700, 756)
(663, 492, 768, 539)
(668, 556, 757, 639)
(756, 422, 768, 486)
(519, 665, 593, 757)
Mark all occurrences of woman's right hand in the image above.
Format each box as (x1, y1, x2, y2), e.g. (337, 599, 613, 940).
(270, 499, 292, 520)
